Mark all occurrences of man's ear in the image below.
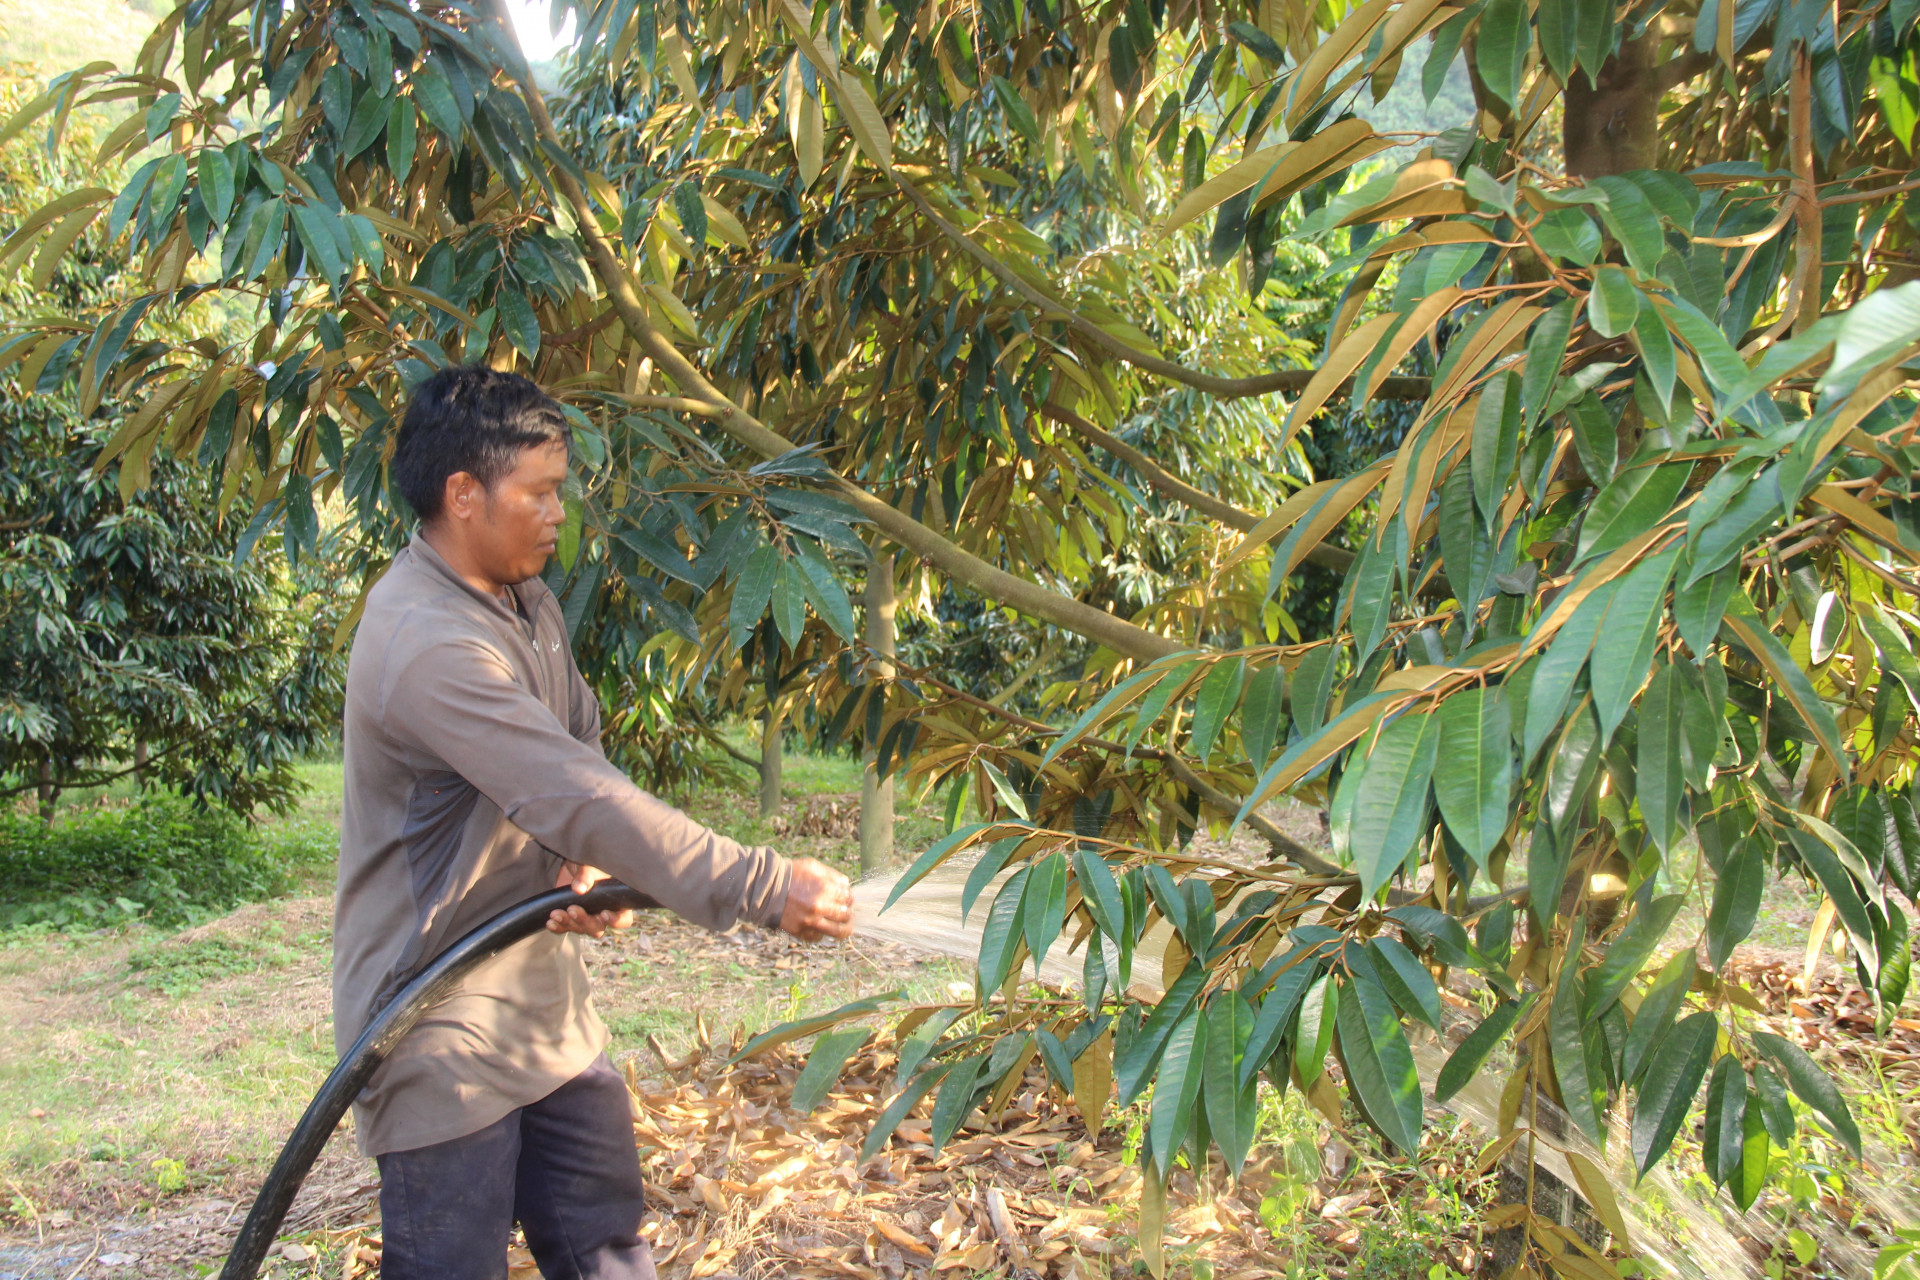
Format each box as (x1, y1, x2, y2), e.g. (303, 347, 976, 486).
(441, 470, 482, 522)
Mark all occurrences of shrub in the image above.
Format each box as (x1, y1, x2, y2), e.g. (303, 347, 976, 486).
(0, 793, 333, 932)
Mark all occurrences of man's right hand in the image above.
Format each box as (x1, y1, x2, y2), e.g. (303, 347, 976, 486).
(779, 857, 855, 941)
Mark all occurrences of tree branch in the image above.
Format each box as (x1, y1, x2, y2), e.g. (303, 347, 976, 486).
(895, 176, 1431, 403)
(487, 5, 1188, 665)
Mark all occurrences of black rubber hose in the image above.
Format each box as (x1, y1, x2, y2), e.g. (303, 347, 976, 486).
(218, 882, 655, 1280)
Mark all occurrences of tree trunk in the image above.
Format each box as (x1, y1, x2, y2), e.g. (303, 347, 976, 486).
(1563, 32, 1663, 179)
(133, 740, 148, 787)
(758, 704, 784, 820)
(860, 554, 897, 873)
(36, 758, 56, 824)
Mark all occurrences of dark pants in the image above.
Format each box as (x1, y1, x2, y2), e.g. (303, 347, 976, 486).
(376, 1055, 657, 1280)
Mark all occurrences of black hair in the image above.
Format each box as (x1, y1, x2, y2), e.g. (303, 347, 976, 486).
(391, 366, 571, 523)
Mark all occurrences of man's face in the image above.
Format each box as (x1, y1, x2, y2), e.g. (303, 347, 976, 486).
(468, 441, 569, 586)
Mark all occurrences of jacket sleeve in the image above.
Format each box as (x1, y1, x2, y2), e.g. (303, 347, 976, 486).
(382, 637, 790, 931)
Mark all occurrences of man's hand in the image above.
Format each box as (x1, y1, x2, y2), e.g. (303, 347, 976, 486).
(546, 862, 637, 938)
(779, 857, 855, 941)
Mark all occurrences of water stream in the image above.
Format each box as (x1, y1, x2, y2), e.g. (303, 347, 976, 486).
(849, 859, 1915, 1280)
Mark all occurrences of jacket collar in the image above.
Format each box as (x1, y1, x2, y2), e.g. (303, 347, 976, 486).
(405, 531, 541, 625)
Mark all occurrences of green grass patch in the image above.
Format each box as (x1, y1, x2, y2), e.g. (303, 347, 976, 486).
(124, 934, 301, 996)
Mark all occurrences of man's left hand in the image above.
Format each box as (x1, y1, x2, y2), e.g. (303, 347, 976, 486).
(546, 862, 637, 938)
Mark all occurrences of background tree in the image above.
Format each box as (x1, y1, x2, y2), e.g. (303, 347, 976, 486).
(6, 0, 1920, 1273)
(0, 67, 343, 819)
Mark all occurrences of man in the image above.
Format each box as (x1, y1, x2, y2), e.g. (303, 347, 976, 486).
(334, 365, 854, 1279)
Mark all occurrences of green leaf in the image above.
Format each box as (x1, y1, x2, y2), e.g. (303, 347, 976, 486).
(1583, 893, 1687, 1021)
(1701, 1055, 1747, 1188)
(1638, 663, 1688, 855)
(1733, 1087, 1771, 1211)
(1347, 538, 1396, 662)
(1242, 950, 1321, 1088)
(1023, 851, 1068, 973)
(1594, 177, 1664, 274)
(790, 1027, 873, 1112)
(1622, 950, 1694, 1087)
(1860, 603, 1920, 717)
(1472, 370, 1524, 530)
(1117, 963, 1205, 1103)
(1523, 582, 1617, 763)
(291, 202, 349, 285)
(1434, 690, 1512, 869)
(732, 991, 901, 1062)
(1551, 950, 1607, 1143)
(771, 558, 806, 647)
(671, 179, 707, 248)
(342, 84, 390, 158)
(1588, 265, 1642, 338)
(1632, 1010, 1717, 1175)
(1335, 972, 1423, 1156)
(1439, 465, 1493, 614)
(411, 65, 463, 142)
(1291, 643, 1341, 738)
(861, 1064, 946, 1159)
(1241, 663, 1287, 769)
(1569, 394, 1618, 484)
(961, 835, 1023, 922)
(1589, 546, 1680, 740)
(340, 213, 384, 274)
(1294, 972, 1338, 1085)
(728, 542, 777, 645)
(1685, 471, 1783, 587)
(1365, 936, 1443, 1031)
(1435, 997, 1526, 1103)
(1706, 838, 1766, 969)
(1520, 301, 1577, 433)
(980, 759, 1030, 820)
(1751, 1031, 1862, 1158)
(497, 286, 540, 359)
(929, 1052, 985, 1148)
(1350, 711, 1441, 901)
(977, 864, 1031, 993)
(1578, 460, 1691, 564)
(789, 538, 856, 639)
(197, 149, 234, 225)
(1674, 560, 1737, 658)
(1476, 0, 1530, 107)
(1072, 847, 1126, 943)
(991, 75, 1042, 146)
(1632, 304, 1678, 412)
(1203, 994, 1259, 1176)
(1753, 1060, 1795, 1146)
(387, 98, 418, 180)
(1189, 657, 1245, 765)
(1538, 0, 1577, 83)
(1148, 1008, 1207, 1163)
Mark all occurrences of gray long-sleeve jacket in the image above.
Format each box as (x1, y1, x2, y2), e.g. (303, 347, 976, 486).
(333, 534, 791, 1155)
